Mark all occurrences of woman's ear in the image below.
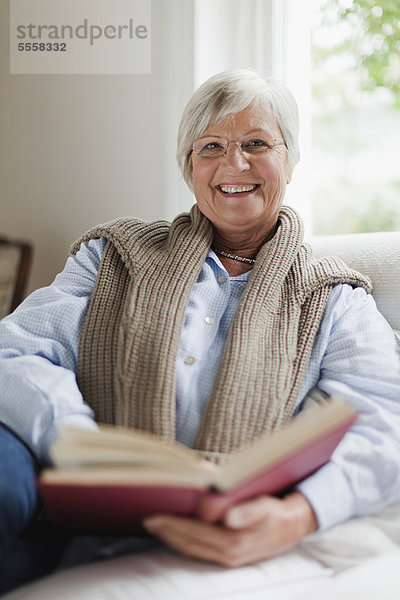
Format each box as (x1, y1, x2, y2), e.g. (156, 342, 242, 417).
(283, 151, 292, 185)
(285, 165, 292, 185)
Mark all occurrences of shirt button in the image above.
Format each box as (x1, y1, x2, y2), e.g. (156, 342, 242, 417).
(184, 356, 196, 365)
(218, 275, 227, 284)
(205, 316, 214, 325)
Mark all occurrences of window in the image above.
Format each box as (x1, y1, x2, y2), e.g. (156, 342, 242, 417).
(311, 0, 400, 234)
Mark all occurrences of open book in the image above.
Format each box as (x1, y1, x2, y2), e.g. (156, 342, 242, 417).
(38, 398, 357, 534)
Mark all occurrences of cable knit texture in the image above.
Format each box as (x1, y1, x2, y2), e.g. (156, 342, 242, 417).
(71, 205, 372, 458)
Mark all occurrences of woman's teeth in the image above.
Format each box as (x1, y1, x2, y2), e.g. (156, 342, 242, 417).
(219, 184, 257, 194)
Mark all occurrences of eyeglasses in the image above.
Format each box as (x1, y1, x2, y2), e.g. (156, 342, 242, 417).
(192, 136, 287, 159)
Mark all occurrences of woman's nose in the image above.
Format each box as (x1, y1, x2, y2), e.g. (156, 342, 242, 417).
(222, 142, 251, 171)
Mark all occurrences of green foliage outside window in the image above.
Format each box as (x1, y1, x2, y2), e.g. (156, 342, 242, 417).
(315, 0, 400, 106)
(312, 0, 400, 234)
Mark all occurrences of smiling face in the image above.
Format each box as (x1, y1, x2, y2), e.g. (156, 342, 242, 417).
(191, 102, 292, 243)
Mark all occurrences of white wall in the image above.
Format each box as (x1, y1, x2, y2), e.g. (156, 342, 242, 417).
(0, 0, 195, 293)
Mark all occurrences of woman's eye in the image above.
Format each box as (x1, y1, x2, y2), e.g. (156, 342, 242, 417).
(203, 142, 222, 150)
(241, 139, 271, 154)
(246, 139, 269, 148)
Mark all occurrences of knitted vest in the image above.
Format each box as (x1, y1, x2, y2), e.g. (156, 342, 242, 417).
(71, 205, 371, 457)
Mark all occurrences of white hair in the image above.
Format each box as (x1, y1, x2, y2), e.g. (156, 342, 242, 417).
(177, 69, 300, 190)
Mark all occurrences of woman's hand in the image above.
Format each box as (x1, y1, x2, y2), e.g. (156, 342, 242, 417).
(142, 491, 318, 568)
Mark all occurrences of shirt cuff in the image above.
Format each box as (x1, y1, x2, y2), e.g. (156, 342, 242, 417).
(296, 460, 356, 531)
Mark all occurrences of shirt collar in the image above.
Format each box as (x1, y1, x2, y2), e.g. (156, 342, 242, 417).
(207, 249, 253, 281)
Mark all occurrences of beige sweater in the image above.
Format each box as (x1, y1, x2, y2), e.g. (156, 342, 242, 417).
(71, 205, 371, 458)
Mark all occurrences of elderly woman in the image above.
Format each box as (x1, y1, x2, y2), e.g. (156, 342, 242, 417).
(0, 70, 399, 588)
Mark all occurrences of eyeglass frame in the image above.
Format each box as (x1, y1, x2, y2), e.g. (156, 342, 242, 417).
(191, 136, 287, 159)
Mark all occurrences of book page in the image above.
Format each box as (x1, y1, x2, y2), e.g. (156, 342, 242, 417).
(50, 425, 209, 469)
(40, 463, 216, 487)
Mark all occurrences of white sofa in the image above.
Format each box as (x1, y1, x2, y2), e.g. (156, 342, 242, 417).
(312, 230, 400, 335)
(3, 230, 400, 600)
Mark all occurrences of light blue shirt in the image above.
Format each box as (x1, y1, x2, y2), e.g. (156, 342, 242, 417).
(0, 236, 399, 531)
